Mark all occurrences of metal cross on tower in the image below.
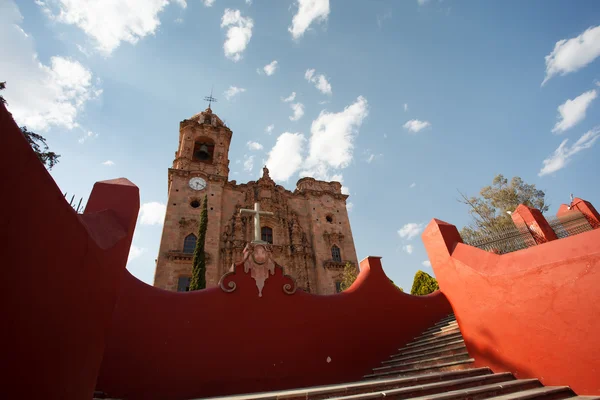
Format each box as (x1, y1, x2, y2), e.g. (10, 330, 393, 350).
(203, 87, 217, 109)
(240, 202, 274, 243)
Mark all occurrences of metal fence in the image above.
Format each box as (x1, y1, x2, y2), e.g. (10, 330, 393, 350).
(547, 211, 593, 239)
(462, 222, 537, 255)
(64, 193, 85, 214)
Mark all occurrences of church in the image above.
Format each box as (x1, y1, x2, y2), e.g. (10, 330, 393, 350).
(152, 106, 359, 294)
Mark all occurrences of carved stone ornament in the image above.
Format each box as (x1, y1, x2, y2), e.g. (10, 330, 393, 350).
(218, 242, 297, 297)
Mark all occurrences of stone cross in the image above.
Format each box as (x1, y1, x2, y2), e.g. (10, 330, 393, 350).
(240, 202, 274, 243)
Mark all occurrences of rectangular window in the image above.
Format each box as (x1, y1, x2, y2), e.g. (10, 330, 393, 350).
(177, 276, 191, 292)
(335, 281, 342, 293)
(261, 227, 273, 244)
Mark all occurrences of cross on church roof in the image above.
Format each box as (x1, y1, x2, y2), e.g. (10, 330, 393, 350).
(240, 202, 274, 244)
(203, 87, 218, 109)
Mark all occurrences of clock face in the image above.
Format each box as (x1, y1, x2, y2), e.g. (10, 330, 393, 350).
(189, 177, 207, 191)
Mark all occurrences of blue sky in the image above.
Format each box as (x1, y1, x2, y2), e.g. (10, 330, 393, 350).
(2, 0, 600, 291)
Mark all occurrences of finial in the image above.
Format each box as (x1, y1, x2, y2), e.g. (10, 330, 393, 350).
(203, 86, 217, 110)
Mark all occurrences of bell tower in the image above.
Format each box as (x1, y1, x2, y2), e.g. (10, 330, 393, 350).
(172, 106, 232, 180)
(154, 106, 233, 291)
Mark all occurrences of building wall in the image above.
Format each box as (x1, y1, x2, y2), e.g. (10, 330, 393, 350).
(153, 109, 358, 294)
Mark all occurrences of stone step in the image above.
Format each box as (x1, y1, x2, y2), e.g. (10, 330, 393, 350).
(433, 315, 457, 326)
(393, 338, 465, 358)
(373, 352, 471, 373)
(392, 378, 543, 400)
(398, 335, 465, 355)
(383, 343, 468, 364)
(484, 386, 576, 400)
(327, 372, 516, 400)
(568, 397, 600, 400)
(422, 321, 459, 335)
(196, 368, 495, 400)
(405, 331, 464, 349)
(412, 325, 462, 342)
(364, 359, 475, 379)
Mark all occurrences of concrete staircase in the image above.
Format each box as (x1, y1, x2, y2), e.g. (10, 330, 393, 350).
(196, 314, 599, 400)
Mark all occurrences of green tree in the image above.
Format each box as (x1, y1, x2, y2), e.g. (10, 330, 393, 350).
(189, 194, 208, 291)
(1, 82, 60, 170)
(459, 174, 548, 241)
(410, 270, 439, 296)
(389, 279, 404, 292)
(340, 262, 359, 291)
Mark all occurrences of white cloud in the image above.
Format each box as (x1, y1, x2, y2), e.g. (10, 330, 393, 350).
(139, 202, 166, 225)
(376, 10, 392, 28)
(224, 85, 246, 100)
(404, 103, 408, 112)
(265, 132, 306, 181)
(263, 60, 278, 76)
(346, 202, 354, 211)
(422, 260, 431, 267)
(403, 119, 431, 133)
(403, 244, 414, 254)
(38, 0, 185, 55)
(245, 0, 252, 4)
(341, 185, 350, 195)
(417, 0, 430, 5)
(542, 25, 600, 85)
(398, 222, 424, 240)
(302, 96, 368, 179)
(247, 140, 263, 151)
(127, 244, 146, 263)
(552, 89, 597, 133)
(538, 127, 600, 176)
(173, 0, 187, 8)
(0, 5, 101, 132)
(282, 91, 297, 102)
(305, 68, 332, 95)
(289, 0, 330, 40)
(243, 154, 254, 172)
(409, 182, 416, 188)
(102, 160, 115, 166)
(221, 9, 253, 62)
(365, 150, 382, 163)
(289, 102, 305, 121)
(202, 0, 215, 6)
(265, 124, 275, 134)
(78, 130, 98, 144)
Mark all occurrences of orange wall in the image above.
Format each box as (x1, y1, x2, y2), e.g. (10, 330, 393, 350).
(423, 219, 600, 395)
(97, 257, 452, 400)
(0, 105, 139, 399)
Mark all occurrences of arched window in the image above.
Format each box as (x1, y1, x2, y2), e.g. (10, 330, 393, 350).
(261, 226, 273, 244)
(183, 234, 197, 253)
(331, 245, 342, 262)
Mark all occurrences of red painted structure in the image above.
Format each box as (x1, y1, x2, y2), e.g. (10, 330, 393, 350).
(423, 217, 600, 395)
(0, 105, 139, 399)
(96, 258, 451, 399)
(0, 104, 452, 399)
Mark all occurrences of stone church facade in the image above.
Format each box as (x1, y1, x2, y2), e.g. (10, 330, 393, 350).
(152, 107, 358, 294)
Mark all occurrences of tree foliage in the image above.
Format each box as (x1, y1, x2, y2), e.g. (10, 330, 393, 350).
(410, 270, 439, 296)
(0, 82, 6, 106)
(340, 262, 359, 291)
(1, 82, 60, 170)
(189, 194, 208, 291)
(21, 126, 61, 170)
(389, 279, 404, 292)
(459, 174, 548, 240)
